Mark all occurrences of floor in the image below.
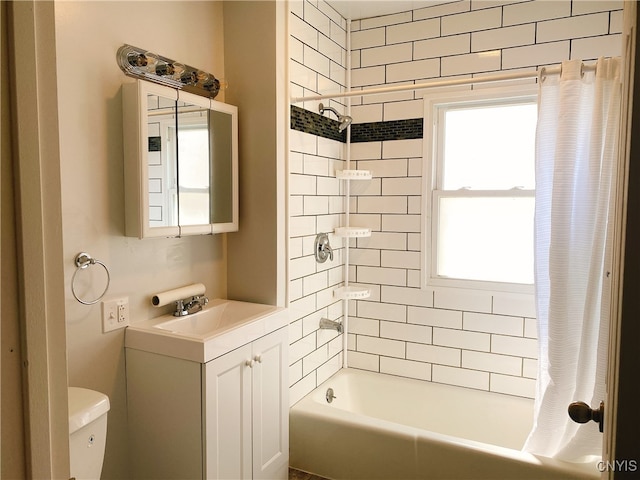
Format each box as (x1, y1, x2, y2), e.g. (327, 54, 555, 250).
(289, 467, 331, 480)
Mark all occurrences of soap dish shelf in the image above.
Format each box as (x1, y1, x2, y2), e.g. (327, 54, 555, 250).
(334, 227, 371, 238)
(334, 286, 371, 300)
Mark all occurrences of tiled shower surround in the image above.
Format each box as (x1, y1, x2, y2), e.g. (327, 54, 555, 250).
(288, 0, 623, 405)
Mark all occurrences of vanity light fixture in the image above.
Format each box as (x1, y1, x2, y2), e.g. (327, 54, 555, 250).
(116, 44, 221, 99)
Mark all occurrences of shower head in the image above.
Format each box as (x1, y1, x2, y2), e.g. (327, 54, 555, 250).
(338, 114, 352, 132)
(319, 102, 352, 132)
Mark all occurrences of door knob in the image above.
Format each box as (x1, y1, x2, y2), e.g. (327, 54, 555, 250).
(568, 400, 604, 433)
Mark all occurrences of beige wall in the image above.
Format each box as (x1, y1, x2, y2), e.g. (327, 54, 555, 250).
(54, 3, 226, 477)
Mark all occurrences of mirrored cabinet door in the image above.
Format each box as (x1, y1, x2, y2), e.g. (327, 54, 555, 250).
(123, 80, 238, 238)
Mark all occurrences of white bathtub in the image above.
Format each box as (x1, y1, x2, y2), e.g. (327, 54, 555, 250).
(290, 369, 599, 480)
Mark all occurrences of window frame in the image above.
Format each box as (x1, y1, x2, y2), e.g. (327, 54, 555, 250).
(422, 85, 538, 293)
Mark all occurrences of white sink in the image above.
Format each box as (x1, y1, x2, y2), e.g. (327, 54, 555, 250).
(125, 298, 288, 363)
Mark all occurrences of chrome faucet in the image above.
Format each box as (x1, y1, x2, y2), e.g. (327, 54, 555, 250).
(314, 233, 334, 263)
(174, 295, 209, 316)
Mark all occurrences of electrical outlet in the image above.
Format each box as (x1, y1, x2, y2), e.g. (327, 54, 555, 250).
(102, 297, 130, 333)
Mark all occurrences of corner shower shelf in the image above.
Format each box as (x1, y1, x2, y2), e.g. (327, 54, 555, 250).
(335, 169, 372, 180)
(333, 286, 371, 300)
(334, 227, 371, 238)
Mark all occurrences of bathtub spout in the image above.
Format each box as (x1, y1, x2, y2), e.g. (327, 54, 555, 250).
(319, 317, 343, 334)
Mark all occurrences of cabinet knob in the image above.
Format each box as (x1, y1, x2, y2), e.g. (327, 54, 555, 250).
(254, 354, 262, 363)
(245, 359, 254, 368)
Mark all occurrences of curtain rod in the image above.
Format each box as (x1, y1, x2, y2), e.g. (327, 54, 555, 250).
(290, 62, 598, 104)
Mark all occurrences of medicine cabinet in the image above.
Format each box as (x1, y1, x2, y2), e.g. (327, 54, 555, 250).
(123, 80, 238, 238)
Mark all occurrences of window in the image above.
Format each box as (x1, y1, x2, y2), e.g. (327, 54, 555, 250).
(423, 86, 537, 291)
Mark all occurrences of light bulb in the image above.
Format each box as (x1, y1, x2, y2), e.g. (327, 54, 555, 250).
(144, 52, 159, 74)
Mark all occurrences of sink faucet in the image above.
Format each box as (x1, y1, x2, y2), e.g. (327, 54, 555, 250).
(174, 295, 209, 317)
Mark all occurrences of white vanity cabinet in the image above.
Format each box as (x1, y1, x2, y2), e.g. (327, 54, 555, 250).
(126, 326, 288, 480)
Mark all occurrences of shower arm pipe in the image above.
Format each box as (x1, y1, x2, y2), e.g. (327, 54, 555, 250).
(291, 63, 596, 103)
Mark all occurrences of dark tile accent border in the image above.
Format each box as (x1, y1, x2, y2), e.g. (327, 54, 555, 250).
(290, 105, 423, 144)
(291, 105, 346, 142)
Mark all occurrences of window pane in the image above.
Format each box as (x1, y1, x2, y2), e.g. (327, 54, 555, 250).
(436, 196, 534, 284)
(442, 103, 536, 190)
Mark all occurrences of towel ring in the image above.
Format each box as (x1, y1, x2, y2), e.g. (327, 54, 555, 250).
(71, 252, 110, 305)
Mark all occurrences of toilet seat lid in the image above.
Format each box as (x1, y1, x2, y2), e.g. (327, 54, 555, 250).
(68, 387, 110, 434)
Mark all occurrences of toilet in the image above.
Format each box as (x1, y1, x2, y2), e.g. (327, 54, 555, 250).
(68, 387, 110, 480)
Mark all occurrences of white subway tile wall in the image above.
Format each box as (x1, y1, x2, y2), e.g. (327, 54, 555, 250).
(290, 0, 622, 403)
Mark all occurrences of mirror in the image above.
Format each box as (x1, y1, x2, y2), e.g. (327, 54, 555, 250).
(123, 80, 238, 238)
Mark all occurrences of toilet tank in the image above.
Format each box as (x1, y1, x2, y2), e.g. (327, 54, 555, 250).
(68, 387, 110, 480)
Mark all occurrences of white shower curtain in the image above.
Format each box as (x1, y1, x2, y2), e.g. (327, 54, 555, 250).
(523, 57, 621, 461)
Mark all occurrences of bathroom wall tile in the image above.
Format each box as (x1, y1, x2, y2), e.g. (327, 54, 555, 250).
(290, 256, 316, 280)
(524, 318, 537, 339)
(490, 373, 535, 398)
(357, 335, 406, 358)
(303, 195, 329, 215)
(290, 36, 304, 64)
(441, 51, 501, 77)
(304, 44, 331, 77)
(571, 34, 622, 61)
(537, 13, 609, 43)
(357, 159, 408, 177)
(289, 360, 303, 386)
(348, 350, 380, 372)
(441, 7, 502, 36)
(357, 196, 407, 214)
(290, 173, 317, 196)
(350, 248, 381, 267)
(381, 286, 433, 308)
(289, 318, 303, 343)
(289, 279, 303, 302)
(380, 356, 431, 381)
(316, 352, 343, 384)
(289, 293, 317, 321)
(381, 321, 432, 344)
(289, 373, 317, 406)
(502, 41, 570, 70)
(572, 0, 623, 15)
(414, 34, 471, 61)
(492, 292, 536, 318)
(407, 232, 422, 249)
(303, 271, 329, 296)
(462, 350, 522, 376)
(463, 312, 524, 337)
(382, 178, 422, 197)
(329, 22, 347, 50)
(303, 1, 331, 38)
(502, 0, 571, 27)
(384, 99, 425, 121)
(434, 288, 492, 313)
(290, 60, 318, 93)
(351, 27, 385, 50)
(406, 342, 461, 367)
(414, 0, 470, 20)
(316, 213, 342, 233)
(350, 316, 380, 336)
(350, 141, 383, 160)
(408, 306, 462, 329)
(349, 213, 382, 231)
(351, 65, 386, 88)
(290, 332, 317, 364)
(471, 24, 535, 52)
(610, 10, 624, 34)
(386, 18, 440, 44)
(290, 215, 316, 238)
(387, 58, 441, 84)
(317, 176, 340, 196)
(357, 300, 407, 323)
(382, 138, 423, 159)
(433, 328, 491, 352)
(381, 214, 422, 233)
(290, 12, 318, 49)
(361, 43, 413, 68)
(360, 11, 412, 30)
(406, 270, 421, 288)
(317, 136, 344, 160)
(290, 196, 304, 217)
(523, 358, 538, 379)
(432, 365, 489, 390)
(357, 266, 407, 287)
(303, 340, 334, 376)
(380, 250, 421, 270)
(491, 335, 538, 359)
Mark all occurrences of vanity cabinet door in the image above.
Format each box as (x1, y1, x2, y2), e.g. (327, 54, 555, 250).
(251, 328, 289, 480)
(204, 343, 253, 480)
(204, 327, 288, 480)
